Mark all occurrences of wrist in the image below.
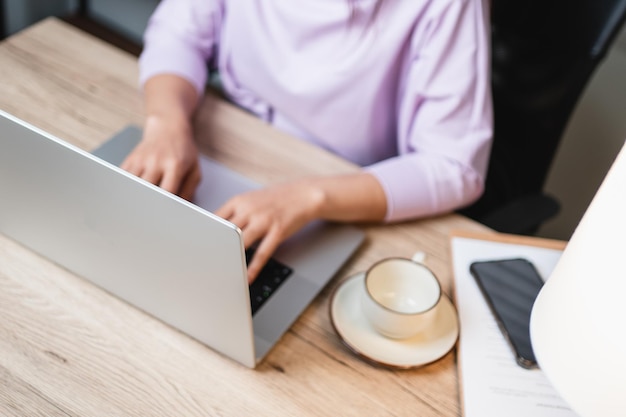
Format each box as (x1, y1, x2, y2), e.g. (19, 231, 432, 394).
(302, 179, 328, 220)
(143, 74, 199, 121)
(302, 173, 387, 223)
(145, 111, 191, 129)
(144, 111, 193, 139)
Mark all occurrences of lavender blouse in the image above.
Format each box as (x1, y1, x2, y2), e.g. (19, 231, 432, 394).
(139, 0, 493, 221)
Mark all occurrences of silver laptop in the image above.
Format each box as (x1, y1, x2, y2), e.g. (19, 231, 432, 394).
(0, 110, 364, 368)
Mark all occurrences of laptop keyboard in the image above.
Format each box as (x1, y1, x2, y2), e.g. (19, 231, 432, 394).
(246, 248, 293, 315)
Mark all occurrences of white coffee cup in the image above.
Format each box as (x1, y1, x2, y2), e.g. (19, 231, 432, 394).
(361, 257, 442, 339)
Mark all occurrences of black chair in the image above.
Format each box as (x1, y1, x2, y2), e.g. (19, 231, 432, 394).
(460, 0, 626, 235)
(0, 0, 6, 40)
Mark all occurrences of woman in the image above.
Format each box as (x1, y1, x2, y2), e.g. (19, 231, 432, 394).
(122, 0, 493, 281)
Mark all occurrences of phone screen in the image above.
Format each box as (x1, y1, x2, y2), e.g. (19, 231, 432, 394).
(470, 258, 545, 369)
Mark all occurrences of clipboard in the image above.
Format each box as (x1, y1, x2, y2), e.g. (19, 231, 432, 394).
(449, 230, 577, 417)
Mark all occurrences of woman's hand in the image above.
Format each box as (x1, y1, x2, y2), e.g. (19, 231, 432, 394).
(215, 181, 325, 283)
(216, 173, 387, 283)
(121, 114, 201, 201)
(121, 74, 202, 201)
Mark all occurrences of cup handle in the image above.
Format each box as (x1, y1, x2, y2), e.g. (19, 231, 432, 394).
(412, 251, 426, 264)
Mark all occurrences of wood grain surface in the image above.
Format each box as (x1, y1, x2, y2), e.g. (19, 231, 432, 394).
(0, 18, 492, 416)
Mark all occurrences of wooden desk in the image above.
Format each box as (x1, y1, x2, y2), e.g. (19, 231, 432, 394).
(0, 18, 490, 416)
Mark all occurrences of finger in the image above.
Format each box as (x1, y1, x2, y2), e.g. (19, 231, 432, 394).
(215, 199, 252, 229)
(159, 164, 186, 195)
(178, 163, 202, 201)
(228, 211, 251, 230)
(140, 165, 163, 186)
(120, 157, 133, 172)
(240, 217, 270, 248)
(121, 157, 142, 176)
(214, 200, 234, 220)
(247, 228, 282, 283)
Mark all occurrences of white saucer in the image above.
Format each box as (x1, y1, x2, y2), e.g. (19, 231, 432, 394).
(330, 272, 459, 369)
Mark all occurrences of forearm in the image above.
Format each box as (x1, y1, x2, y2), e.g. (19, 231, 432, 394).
(122, 74, 203, 199)
(309, 172, 387, 223)
(143, 74, 200, 127)
(215, 172, 386, 281)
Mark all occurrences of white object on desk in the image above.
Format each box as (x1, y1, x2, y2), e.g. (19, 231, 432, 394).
(531, 142, 626, 417)
(330, 272, 459, 369)
(451, 235, 577, 417)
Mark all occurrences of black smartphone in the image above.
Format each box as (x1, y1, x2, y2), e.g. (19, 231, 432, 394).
(469, 258, 545, 369)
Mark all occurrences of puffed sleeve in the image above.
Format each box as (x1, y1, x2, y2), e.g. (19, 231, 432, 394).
(366, 0, 493, 222)
(138, 0, 224, 95)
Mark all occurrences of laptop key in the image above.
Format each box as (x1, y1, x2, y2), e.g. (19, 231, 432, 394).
(246, 248, 293, 315)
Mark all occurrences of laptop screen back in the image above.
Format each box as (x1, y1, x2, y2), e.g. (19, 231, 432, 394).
(0, 111, 257, 368)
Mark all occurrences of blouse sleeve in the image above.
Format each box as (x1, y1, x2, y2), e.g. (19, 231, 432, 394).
(366, 0, 493, 222)
(138, 0, 224, 95)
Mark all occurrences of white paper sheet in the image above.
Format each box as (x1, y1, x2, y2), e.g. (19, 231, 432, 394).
(451, 236, 580, 417)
